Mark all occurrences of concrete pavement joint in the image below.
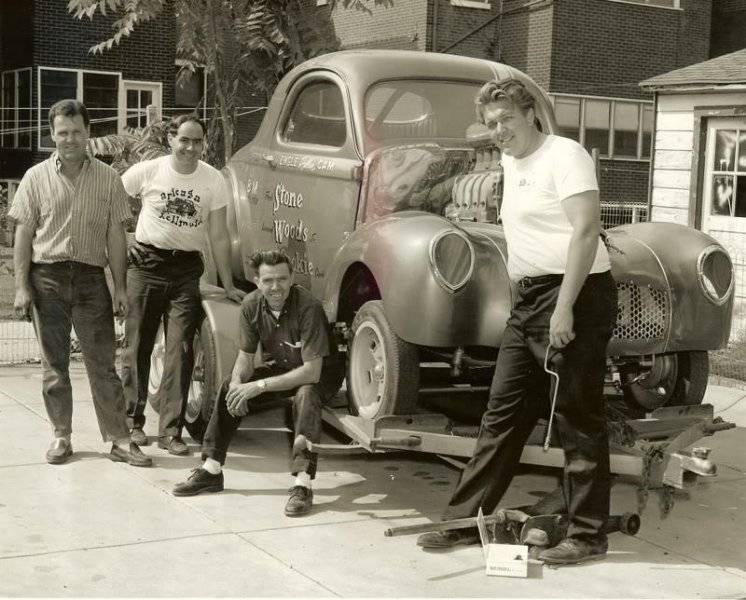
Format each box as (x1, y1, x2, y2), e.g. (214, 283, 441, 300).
(235, 531, 343, 597)
(635, 534, 746, 579)
(0, 531, 236, 562)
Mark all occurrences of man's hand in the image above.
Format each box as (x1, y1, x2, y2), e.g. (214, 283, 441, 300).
(112, 287, 128, 320)
(14, 285, 32, 321)
(549, 305, 575, 349)
(224, 286, 246, 304)
(128, 243, 147, 267)
(225, 380, 265, 417)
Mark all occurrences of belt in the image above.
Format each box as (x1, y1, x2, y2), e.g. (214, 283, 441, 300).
(137, 241, 200, 259)
(516, 273, 563, 290)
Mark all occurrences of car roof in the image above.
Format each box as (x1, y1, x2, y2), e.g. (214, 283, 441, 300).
(283, 49, 525, 90)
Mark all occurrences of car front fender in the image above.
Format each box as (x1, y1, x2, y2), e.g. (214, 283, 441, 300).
(323, 212, 513, 347)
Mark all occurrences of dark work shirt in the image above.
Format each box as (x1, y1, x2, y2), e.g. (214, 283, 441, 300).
(238, 285, 342, 388)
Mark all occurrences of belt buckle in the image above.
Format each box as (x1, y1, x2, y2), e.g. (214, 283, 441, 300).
(519, 276, 531, 289)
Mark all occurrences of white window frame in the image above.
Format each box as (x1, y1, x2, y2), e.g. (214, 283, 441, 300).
(550, 93, 654, 161)
(37, 66, 122, 151)
(451, 0, 491, 8)
(1, 68, 32, 150)
(120, 79, 163, 131)
(604, 0, 681, 9)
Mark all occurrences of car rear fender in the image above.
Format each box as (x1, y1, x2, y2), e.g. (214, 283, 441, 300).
(199, 284, 242, 386)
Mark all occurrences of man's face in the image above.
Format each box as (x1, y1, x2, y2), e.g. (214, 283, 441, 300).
(255, 262, 293, 311)
(168, 121, 205, 170)
(51, 114, 89, 164)
(482, 99, 536, 159)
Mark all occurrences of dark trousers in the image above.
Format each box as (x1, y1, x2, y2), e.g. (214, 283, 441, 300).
(29, 261, 130, 443)
(120, 249, 203, 437)
(443, 271, 618, 540)
(201, 367, 332, 477)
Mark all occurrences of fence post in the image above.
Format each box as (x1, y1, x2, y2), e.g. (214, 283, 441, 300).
(145, 104, 160, 126)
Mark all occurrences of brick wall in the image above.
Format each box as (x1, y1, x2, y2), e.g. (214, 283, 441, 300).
(551, 0, 711, 100)
(710, 0, 746, 58)
(599, 158, 649, 205)
(431, 0, 501, 58)
(1, 0, 33, 71)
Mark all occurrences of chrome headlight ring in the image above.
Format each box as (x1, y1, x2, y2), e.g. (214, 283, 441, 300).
(428, 229, 475, 292)
(697, 245, 734, 306)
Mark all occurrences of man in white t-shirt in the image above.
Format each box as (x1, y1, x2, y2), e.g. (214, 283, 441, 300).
(417, 80, 618, 565)
(120, 114, 244, 455)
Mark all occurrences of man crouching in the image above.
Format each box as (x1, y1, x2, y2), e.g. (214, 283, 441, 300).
(172, 250, 343, 516)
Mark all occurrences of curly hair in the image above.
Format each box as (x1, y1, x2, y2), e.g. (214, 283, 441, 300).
(249, 250, 293, 273)
(168, 113, 207, 137)
(474, 78, 536, 123)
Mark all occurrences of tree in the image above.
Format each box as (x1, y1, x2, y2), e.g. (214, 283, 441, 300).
(67, 0, 393, 165)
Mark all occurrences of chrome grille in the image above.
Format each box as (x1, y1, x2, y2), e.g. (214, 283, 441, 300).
(612, 282, 668, 341)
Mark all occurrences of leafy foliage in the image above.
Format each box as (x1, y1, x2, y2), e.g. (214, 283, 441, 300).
(87, 120, 170, 174)
(67, 0, 393, 163)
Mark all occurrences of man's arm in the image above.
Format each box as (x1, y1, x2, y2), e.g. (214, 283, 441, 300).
(13, 223, 34, 320)
(207, 207, 244, 304)
(107, 220, 129, 318)
(225, 355, 323, 417)
(550, 189, 602, 349)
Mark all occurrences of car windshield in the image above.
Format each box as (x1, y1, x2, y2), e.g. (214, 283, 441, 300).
(364, 80, 483, 149)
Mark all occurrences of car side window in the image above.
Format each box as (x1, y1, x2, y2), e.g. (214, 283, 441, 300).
(282, 81, 347, 147)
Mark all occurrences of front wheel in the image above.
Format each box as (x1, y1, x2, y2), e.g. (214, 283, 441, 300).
(347, 300, 420, 419)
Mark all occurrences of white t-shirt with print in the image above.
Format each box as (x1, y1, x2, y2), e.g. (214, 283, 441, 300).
(122, 155, 228, 251)
(499, 135, 611, 281)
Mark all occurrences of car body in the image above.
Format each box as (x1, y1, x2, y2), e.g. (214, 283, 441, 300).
(184, 50, 734, 438)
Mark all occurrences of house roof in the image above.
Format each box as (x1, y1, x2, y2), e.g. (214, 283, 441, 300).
(640, 48, 746, 90)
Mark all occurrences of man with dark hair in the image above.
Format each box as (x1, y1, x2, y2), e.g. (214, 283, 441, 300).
(417, 78, 617, 565)
(9, 99, 151, 467)
(120, 113, 244, 455)
(172, 250, 343, 516)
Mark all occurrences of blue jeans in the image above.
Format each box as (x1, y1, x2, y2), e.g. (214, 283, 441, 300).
(29, 261, 130, 443)
(120, 248, 203, 437)
(443, 271, 618, 540)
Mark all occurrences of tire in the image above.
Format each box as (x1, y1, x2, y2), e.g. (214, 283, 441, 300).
(146, 319, 167, 414)
(183, 318, 219, 443)
(346, 300, 419, 419)
(625, 350, 708, 412)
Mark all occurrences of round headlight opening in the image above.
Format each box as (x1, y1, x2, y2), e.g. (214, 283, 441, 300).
(697, 246, 733, 305)
(429, 230, 474, 291)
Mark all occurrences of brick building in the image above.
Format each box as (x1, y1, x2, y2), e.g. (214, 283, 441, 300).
(0, 0, 208, 180)
(319, 0, 722, 214)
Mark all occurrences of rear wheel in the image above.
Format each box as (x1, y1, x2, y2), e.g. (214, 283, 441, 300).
(183, 319, 219, 443)
(625, 350, 708, 411)
(347, 300, 419, 419)
(145, 318, 219, 443)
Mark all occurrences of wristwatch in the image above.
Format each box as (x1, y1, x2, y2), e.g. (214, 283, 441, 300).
(257, 379, 267, 391)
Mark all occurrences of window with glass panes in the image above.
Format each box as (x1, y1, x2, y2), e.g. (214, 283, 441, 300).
(550, 94, 653, 159)
(1, 69, 32, 149)
(710, 129, 746, 218)
(38, 68, 119, 149)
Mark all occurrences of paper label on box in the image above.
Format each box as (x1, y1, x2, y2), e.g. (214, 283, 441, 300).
(476, 507, 528, 578)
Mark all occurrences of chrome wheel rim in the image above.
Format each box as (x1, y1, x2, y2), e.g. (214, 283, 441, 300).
(185, 333, 204, 424)
(350, 319, 387, 419)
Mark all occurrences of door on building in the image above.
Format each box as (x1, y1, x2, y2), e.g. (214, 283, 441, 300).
(119, 81, 162, 132)
(701, 117, 746, 248)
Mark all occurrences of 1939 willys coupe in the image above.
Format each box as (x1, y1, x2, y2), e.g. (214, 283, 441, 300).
(151, 50, 734, 447)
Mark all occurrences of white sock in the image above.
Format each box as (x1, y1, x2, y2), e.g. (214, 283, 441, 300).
(294, 471, 312, 488)
(203, 458, 222, 475)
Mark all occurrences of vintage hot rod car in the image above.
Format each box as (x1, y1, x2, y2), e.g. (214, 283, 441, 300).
(152, 50, 734, 443)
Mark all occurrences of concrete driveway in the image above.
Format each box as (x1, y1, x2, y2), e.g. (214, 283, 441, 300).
(1, 364, 745, 597)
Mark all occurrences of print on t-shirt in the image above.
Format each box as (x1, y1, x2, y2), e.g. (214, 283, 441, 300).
(159, 187, 203, 228)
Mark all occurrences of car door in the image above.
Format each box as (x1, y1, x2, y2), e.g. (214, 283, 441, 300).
(255, 72, 363, 297)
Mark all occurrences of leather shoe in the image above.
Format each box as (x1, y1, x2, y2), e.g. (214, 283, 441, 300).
(417, 528, 480, 548)
(538, 536, 608, 564)
(46, 438, 73, 465)
(108, 442, 153, 467)
(285, 485, 313, 516)
(173, 468, 224, 496)
(130, 427, 148, 446)
(158, 436, 189, 456)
